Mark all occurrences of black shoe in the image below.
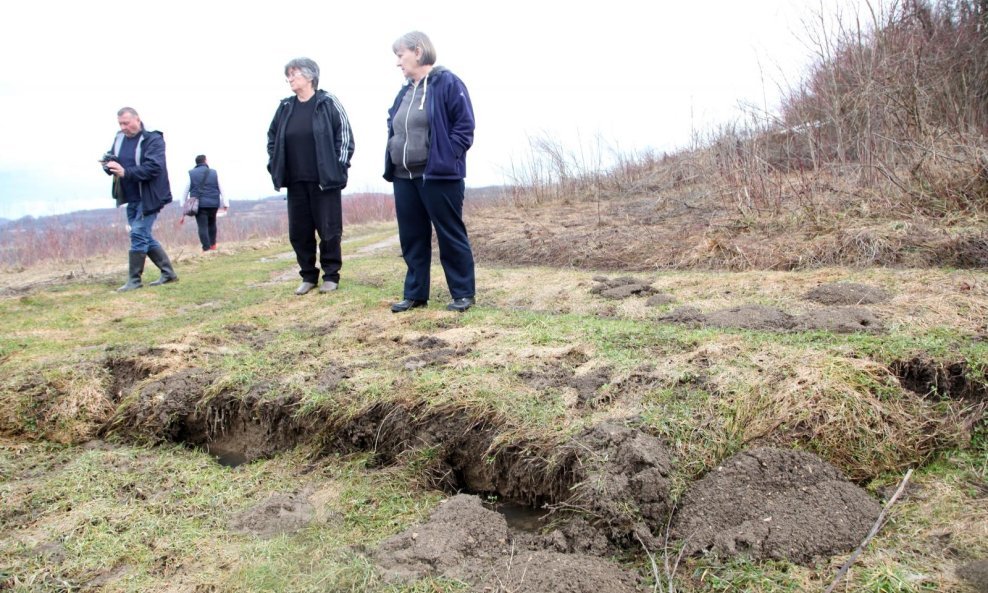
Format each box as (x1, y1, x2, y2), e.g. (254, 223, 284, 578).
(391, 299, 428, 313)
(446, 297, 475, 312)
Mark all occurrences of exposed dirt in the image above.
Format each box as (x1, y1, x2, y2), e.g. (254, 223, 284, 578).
(703, 304, 797, 331)
(890, 355, 988, 404)
(590, 275, 657, 300)
(670, 447, 882, 564)
(373, 494, 643, 593)
(518, 361, 614, 407)
(957, 559, 988, 593)
(660, 303, 883, 333)
(106, 369, 317, 463)
(230, 490, 318, 538)
(803, 282, 891, 305)
(793, 306, 883, 333)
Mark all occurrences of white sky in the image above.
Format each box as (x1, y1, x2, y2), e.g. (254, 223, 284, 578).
(0, 0, 823, 220)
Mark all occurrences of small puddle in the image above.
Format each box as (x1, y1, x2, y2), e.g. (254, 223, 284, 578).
(205, 443, 249, 468)
(486, 500, 551, 532)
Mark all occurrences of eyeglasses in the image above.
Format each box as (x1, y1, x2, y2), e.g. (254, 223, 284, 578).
(285, 72, 306, 82)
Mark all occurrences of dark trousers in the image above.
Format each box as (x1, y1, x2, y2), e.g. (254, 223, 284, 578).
(393, 177, 475, 301)
(195, 207, 218, 251)
(286, 183, 342, 284)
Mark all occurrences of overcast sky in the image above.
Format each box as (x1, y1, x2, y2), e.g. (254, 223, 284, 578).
(1, 1, 825, 220)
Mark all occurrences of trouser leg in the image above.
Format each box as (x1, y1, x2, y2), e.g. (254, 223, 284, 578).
(310, 188, 342, 284)
(393, 178, 433, 301)
(419, 179, 475, 299)
(195, 209, 212, 250)
(286, 184, 319, 284)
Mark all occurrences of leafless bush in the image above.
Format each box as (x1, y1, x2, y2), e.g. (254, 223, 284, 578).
(0, 193, 396, 270)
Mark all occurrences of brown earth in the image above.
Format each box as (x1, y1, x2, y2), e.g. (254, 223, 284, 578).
(373, 494, 643, 593)
(670, 447, 882, 564)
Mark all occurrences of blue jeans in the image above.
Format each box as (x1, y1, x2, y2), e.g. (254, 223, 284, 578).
(126, 202, 161, 253)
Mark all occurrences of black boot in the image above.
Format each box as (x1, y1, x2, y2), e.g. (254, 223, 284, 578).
(117, 251, 145, 292)
(147, 246, 178, 286)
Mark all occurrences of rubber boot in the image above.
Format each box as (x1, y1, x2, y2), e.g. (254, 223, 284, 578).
(147, 246, 179, 286)
(117, 251, 145, 292)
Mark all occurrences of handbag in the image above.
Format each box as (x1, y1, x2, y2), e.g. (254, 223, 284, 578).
(183, 196, 199, 217)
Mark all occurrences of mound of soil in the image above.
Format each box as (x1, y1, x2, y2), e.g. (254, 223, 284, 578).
(703, 305, 796, 331)
(590, 276, 656, 300)
(794, 306, 883, 333)
(658, 306, 705, 325)
(559, 422, 673, 547)
(670, 447, 882, 564)
(804, 282, 890, 305)
(373, 494, 642, 592)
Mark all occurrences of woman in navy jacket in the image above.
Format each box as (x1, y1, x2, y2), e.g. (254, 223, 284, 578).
(385, 31, 477, 313)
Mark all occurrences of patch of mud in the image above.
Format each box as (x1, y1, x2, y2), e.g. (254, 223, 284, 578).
(794, 306, 883, 333)
(518, 362, 614, 407)
(957, 559, 988, 593)
(104, 354, 161, 402)
(373, 494, 642, 593)
(230, 490, 316, 538)
(317, 366, 352, 393)
(225, 323, 278, 350)
(890, 355, 988, 404)
(590, 275, 656, 300)
(804, 282, 890, 305)
(402, 348, 462, 370)
(671, 447, 882, 564)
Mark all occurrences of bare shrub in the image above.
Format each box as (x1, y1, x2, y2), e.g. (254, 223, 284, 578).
(0, 193, 396, 270)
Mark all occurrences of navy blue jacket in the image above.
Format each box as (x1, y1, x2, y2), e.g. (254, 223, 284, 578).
(384, 67, 475, 182)
(108, 128, 173, 215)
(188, 165, 222, 208)
(267, 90, 354, 190)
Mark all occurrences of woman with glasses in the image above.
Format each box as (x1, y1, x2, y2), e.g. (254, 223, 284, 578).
(267, 57, 354, 296)
(385, 31, 477, 313)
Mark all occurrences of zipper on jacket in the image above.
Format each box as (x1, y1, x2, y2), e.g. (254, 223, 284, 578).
(401, 82, 419, 176)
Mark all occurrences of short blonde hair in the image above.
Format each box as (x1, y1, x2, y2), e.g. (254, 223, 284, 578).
(392, 31, 436, 65)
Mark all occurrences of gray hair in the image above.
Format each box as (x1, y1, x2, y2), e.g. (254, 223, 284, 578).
(117, 106, 140, 118)
(284, 57, 320, 89)
(392, 31, 436, 65)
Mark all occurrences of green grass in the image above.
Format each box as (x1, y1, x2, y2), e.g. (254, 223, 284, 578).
(1, 225, 986, 591)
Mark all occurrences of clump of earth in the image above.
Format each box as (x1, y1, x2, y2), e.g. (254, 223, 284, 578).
(803, 282, 891, 305)
(372, 494, 642, 593)
(670, 447, 882, 564)
(590, 276, 658, 300)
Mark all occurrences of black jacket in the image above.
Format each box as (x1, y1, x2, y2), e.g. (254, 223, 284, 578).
(267, 90, 354, 190)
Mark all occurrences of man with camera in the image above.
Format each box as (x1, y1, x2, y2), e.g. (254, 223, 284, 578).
(102, 107, 178, 292)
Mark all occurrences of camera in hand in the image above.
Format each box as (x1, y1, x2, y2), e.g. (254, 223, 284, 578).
(101, 151, 119, 173)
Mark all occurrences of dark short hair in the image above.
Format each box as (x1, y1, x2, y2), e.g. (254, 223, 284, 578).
(284, 57, 320, 90)
(393, 31, 437, 65)
(195, 155, 207, 165)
